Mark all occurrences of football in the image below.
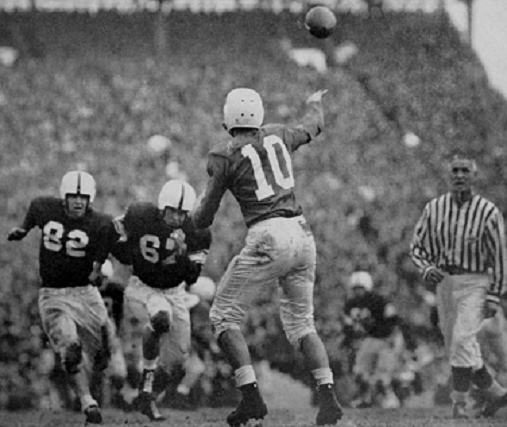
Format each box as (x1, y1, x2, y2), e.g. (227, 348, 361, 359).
(305, 6, 337, 39)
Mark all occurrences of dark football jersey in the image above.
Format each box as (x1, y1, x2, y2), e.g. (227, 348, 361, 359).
(344, 292, 398, 339)
(20, 196, 113, 288)
(111, 202, 211, 290)
(193, 101, 323, 229)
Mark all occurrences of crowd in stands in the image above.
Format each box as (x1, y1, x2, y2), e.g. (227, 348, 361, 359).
(2, 7, 507, 410)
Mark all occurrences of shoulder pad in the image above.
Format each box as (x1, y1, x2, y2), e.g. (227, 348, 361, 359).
(124, 202, 159, 231)
(30, 196, 62, 215)
(261, 123, 285, 135)
(209, 141, 233, 157)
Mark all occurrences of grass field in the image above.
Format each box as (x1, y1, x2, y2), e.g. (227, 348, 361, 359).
(0, 406, 506, 427)
(1, 372, 505, 426)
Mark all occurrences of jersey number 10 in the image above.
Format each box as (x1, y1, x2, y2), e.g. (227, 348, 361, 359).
(241, 135, 295, 201)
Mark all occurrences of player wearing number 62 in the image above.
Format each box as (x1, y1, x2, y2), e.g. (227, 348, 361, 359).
(7, 170, 116, 425)
(191, 88, 344, 427)
(107, 179, 211, 422)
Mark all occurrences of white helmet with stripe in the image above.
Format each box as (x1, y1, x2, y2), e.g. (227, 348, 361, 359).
(223, 88, 264, 131)
(158, 179, 196, 212)
(60, 170, 96, 202)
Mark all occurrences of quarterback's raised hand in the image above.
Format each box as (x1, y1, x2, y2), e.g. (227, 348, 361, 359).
(7, 227, 27, 241)
(306, 89, 328, 104)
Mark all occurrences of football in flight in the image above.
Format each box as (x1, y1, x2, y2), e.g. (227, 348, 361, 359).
(305, 6, 337, 39)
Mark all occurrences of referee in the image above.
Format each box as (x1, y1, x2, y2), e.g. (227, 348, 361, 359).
(410, 154, 507, 418)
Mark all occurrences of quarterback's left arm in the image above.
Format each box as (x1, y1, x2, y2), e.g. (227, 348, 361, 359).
(191, 154, 228, 229)
(285, 90, 326, 151)
(485, 208, 507, 314)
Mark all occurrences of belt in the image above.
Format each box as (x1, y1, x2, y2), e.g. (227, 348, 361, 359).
(441, 266, 486, 275)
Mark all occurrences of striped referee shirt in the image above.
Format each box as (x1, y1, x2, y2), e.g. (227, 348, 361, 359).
(410, 192, 507, 301)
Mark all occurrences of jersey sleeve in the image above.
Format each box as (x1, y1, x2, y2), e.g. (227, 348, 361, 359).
(191, 155, 228, 229)
(409, 203, 435, 279)
(20, 197, 46, 231)
(284, 97, 324, 152)
(94, 215, 121, 265)
(108, 214, 133, 265)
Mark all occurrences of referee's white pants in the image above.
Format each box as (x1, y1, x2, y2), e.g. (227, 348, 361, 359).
(436, 273, 488, 369)
(210, 216, 317, 348)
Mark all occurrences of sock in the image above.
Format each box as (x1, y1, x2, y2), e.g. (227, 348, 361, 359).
(312, 367, 333, 386)
(142, 369, 155, 393)
(451, 390, 469, 405)
(235, 365, 257, 388)
(80, 394, 97, 411)
(143, 358, 158, 371)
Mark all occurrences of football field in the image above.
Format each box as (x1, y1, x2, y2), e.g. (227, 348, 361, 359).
(0, 406, 506, 427)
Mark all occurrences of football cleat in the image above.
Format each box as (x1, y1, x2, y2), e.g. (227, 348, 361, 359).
(452, 402, 469, 419)
(479, 392, 507, 418)
(137, 391, 166, 422)
(84, 404, 102, 424)
(226, 383, 268, 427)
(316, 384, 343, 426)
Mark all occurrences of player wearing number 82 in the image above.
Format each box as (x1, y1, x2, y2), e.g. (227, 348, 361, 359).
(191, 88, 343, 426)
(7, 170, 115, 424)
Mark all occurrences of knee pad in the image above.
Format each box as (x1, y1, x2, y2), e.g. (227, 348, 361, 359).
(151, 310, 170, 334)
(284, 324, 316, 349)
(64, 342, 82, 375)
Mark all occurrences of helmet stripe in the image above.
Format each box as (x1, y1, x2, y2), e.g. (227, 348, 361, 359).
(179, 183, 185, 210)
(77, 172, 82, 194)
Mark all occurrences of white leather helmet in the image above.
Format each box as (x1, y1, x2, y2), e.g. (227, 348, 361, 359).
(223, 88, 264, 131)
(60, 171, 96, 202)
(158, 179, 196, 212)
(348, 271, 374, 292)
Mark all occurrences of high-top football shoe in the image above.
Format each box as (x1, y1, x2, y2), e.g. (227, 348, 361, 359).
(84, 404, 103, 424)
(137, 391, 166, 421)
(316, 384, 343, 426)
(226, 383, 268, 427)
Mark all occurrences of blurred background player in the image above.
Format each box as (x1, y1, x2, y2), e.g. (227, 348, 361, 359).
(109, 179, 211, 421)
(191, 88, 343, 427)
(343, 271, 402, 409)
(88, 258, 129, 409)
(410, 154, 507, 419)
(7, 170, 114, 424)
(473, 290, 507, 407)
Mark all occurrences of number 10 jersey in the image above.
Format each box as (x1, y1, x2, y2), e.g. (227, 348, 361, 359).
(193, 100, 324, 229)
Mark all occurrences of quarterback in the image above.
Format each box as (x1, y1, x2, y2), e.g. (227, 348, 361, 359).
(192, 88, 343, 426)
(110, 179, 211, 421)
(7, 171, 115, 424)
